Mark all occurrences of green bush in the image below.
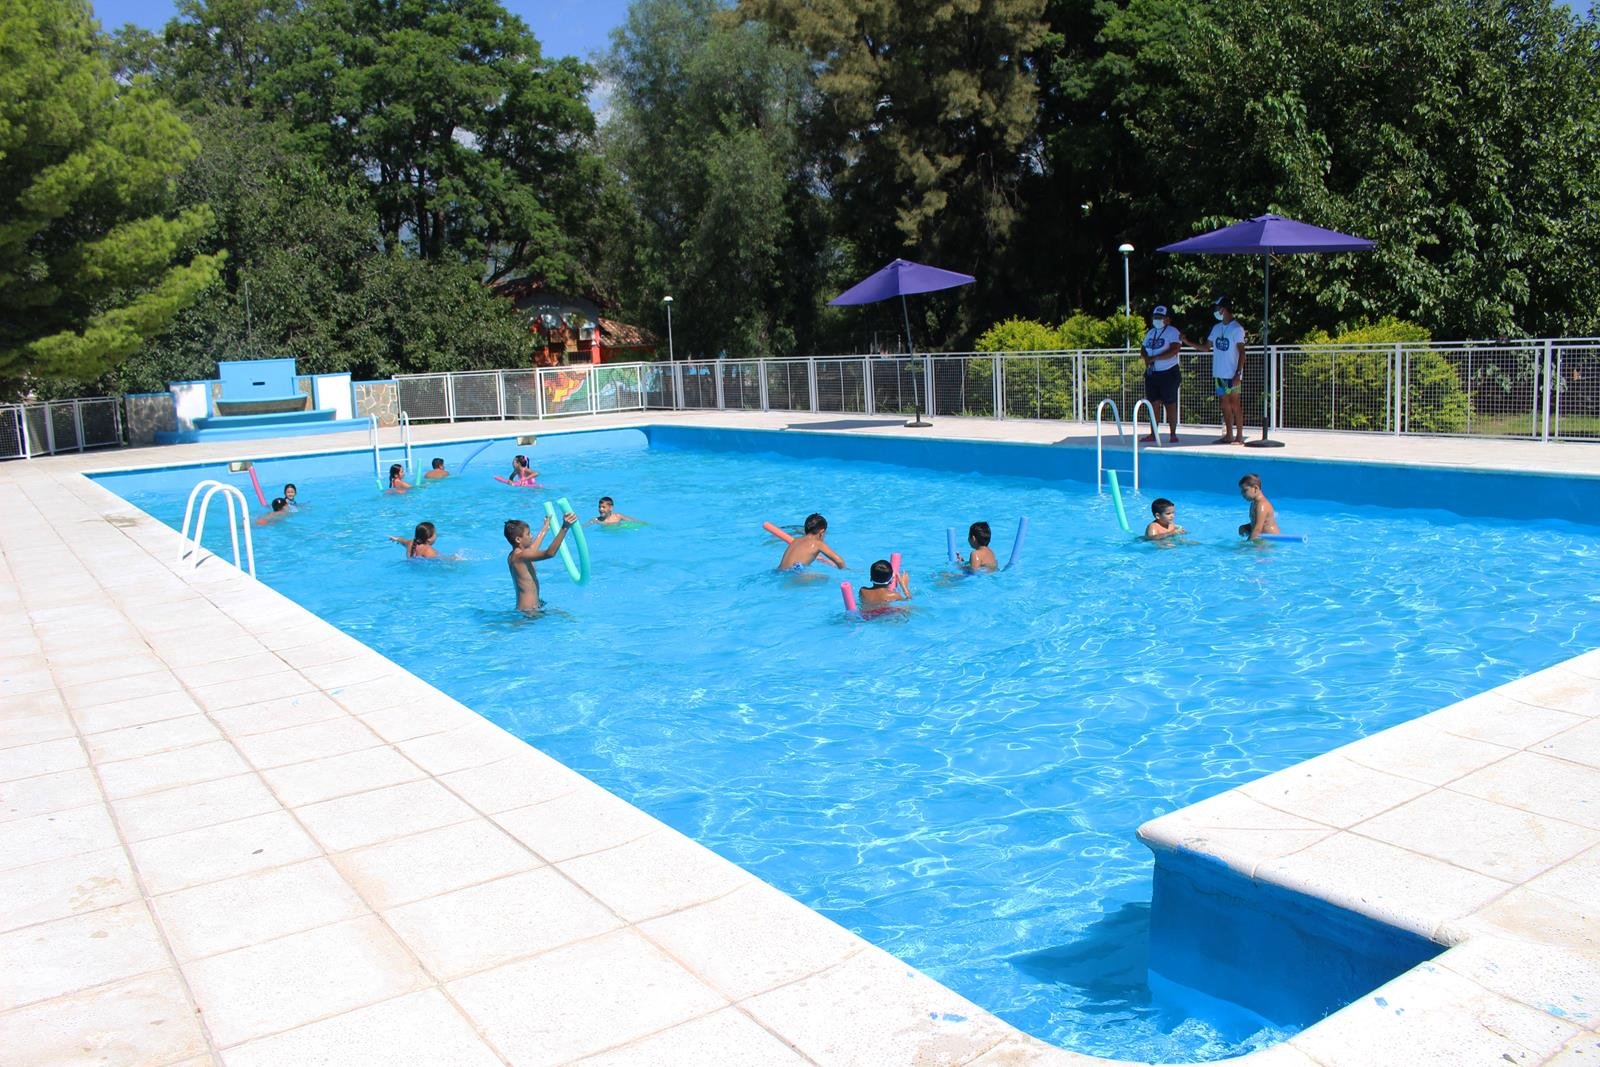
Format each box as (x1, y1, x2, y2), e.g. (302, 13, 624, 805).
(1287, 317, 1469, 432)
(973, 312, 1144, 420)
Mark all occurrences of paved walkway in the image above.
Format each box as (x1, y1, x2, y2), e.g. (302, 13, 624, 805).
(1, 412, 1597, 1066)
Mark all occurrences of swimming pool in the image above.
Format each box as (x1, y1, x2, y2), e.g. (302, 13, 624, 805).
(92, 427, 1600, 1062)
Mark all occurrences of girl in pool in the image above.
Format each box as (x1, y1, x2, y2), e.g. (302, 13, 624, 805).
(387, 464, 412, 493)
(506, 454, 540, 486)
(389, 521, 439, 559)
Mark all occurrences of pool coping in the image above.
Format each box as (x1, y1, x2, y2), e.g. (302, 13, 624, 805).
(0, 411, 1595, 1066)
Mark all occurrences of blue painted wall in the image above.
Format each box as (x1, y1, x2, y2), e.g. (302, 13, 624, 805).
(645, 425, 1600, 528)
(1147, 850, 1439, 1028)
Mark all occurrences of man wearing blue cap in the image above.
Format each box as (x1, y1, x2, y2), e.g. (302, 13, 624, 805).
(1139, 304, 1184, 443)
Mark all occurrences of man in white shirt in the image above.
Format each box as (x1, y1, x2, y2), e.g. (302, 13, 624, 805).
(1139, 305, 1184, 443)
(1198, 295, 1247, 444)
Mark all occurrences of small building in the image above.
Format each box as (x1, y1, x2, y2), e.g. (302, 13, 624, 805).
(493, 279, 659, 364)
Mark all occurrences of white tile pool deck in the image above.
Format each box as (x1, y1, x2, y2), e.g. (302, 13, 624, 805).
(2, 411, 1598, 1067)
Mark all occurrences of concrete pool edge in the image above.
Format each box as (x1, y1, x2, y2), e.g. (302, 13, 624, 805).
(1, 411, 1596, 1066)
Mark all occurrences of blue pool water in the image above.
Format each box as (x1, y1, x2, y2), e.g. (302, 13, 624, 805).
(96, 430, 1600, 1062)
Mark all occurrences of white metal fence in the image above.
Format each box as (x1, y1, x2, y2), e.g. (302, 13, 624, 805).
(0, 398, 125, 460)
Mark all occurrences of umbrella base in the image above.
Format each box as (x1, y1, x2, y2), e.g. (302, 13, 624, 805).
(1244, 438, 1286, 449)
(905, 419, 933, 428)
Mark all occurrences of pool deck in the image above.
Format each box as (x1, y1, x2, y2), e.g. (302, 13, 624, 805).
(2, 411, 1597, 1067)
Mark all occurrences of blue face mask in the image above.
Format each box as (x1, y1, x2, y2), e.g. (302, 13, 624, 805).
(1151, 319, 1162, 329)
(1214, 310, 1225, 321)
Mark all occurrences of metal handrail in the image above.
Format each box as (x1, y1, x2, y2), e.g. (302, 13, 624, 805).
(1131, 398, 1162, 494)
(1094, 398, 1125, 493)
(177, 480, 255, 577)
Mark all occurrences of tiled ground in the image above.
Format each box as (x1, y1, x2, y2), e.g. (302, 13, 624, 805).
(2, 411, 1597, 1066)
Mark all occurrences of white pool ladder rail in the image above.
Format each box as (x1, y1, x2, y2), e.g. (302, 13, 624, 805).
(369, 413, 417, 488)
(1095, 398, 1163, 495)
(177, 480, 255, 577)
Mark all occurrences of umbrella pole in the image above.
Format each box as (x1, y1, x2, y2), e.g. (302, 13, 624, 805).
(901, 293, 930, 428)
(1246, 252, 1286, 449)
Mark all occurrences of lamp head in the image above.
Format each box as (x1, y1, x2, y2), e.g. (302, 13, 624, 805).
(662, 295, 674, 304)
(1117, 243, 1134, 255)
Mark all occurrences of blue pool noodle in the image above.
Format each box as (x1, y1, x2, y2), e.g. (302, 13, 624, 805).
(1261, 533, 1308, 544)
(947, 527, 958, 563)
(458, 439, 495, 474)
(1004, 517, 1028, 570)
(1105, 470, 1132, 533)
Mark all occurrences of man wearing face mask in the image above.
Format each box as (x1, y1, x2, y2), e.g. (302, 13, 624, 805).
(1196, 295, 1247, 444)
(1139, 304, 1184, 443)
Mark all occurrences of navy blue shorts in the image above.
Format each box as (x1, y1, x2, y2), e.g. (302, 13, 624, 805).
(1145, 366, 1181, 405)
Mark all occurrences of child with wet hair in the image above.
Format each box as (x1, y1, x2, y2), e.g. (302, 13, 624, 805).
(957, 521, 998, 572)
(388, 464, 412, 492)
(859, 559, 912, 609)
(255, 497, 291, 526)
(1237, 474, 1280, 539)
(506, 455, 539, 485)
(504, 511, 577, 614)
(1145, 498, 1186, 541)
(389, 521, 439, 559)
(777, 512, 845, 571)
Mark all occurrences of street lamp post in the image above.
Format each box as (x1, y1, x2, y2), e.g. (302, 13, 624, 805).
(662, 295, 674, 362)
(1118, 242, 1134, 325)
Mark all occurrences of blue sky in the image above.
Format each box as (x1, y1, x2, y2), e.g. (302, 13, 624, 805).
(92, 0, 633, 62)
(91, 0, 1593, 65)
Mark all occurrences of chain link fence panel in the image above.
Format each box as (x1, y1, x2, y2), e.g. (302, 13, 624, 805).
(764, 360, 812, 411)
(815, 359, 866, 413)
(719, 361, 763, 410)
(1553, 345, 1600, 440)
(449, 372, 503, 420)
(502, 371, 541, 418)
(396, 376, 450, 421)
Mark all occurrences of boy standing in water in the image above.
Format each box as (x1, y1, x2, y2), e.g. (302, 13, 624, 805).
(859, 559, 912, 609)
(1238, 474, 1281, 539)
(956, 521, 998, 572)
(505, 512, 577, 614)
(588, 496, 637, 525)
(389, 521, 439, 558)
(777, 513, 846, 571)
(1144, 498, 1187, 541)
(424, 458, 449, 480)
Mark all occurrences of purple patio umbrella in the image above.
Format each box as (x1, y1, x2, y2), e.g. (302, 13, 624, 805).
(1159, 214, 1375, 447)
(830, 258, 976, 427)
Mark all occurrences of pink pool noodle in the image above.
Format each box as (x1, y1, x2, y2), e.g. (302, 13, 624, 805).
(247, 466, 266, 506)
(840, 581, 858, 613)
(763, 521, 794, 544)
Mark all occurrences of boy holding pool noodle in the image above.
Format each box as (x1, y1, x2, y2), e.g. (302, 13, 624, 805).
(1145, 498, 1187, 541)
(778, 513, 846, 571)
(1238, 474, 1281, 539)
(859, 559, 912, 609)
(955, 521, 998, 573)
(505, 512, 578, 614)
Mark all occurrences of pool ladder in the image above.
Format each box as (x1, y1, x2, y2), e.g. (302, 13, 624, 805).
(368, 413, 416, 487)
(177, 480, 256, 578)
(1094, 398, 1161, 496)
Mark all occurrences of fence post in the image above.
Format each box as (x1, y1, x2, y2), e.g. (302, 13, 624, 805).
(807, 360, 819, 413)
(72, 400, 86, 452)
(43, 405, 57, 454)
(1392, 344, 1404, 435)
(1541, 340, 1554, 442)
(994, 356, 1004, 419)
(757, 359, 770, 412)
(864, 359, 875, 415)
(924, 358, 935, 417)
(445, 375, 457, 423)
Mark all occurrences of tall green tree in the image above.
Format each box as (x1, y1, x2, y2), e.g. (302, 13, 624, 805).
(742, 0, 1047, 342)
(0, 0, 223, 393)
(1039, 0, 1600, 340)
(599, 0, 830, 356)
(260, 0, 601, 284)
(113, 105, 534, 392)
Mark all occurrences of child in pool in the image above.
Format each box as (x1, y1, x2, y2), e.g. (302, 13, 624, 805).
(389, 521, 439, 559)
(777, 513, 845, 571)
(423, 458, 449, 480)
(956, 521, 998, 572)
(1145, 498, 1187, 541)
(506, 455, 539, 485)
(505, 512, 577, 615)
(1238, 474, 1280, 539)
(282, 483, 298, 507)
(255, 497, 291, 526)
(588, 496, 637, 526)
(387, 464, 412, 493)
(859, 559, 912, 609)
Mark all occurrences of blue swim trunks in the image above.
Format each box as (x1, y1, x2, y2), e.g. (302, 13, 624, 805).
(1214, 377, 1240, 397)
